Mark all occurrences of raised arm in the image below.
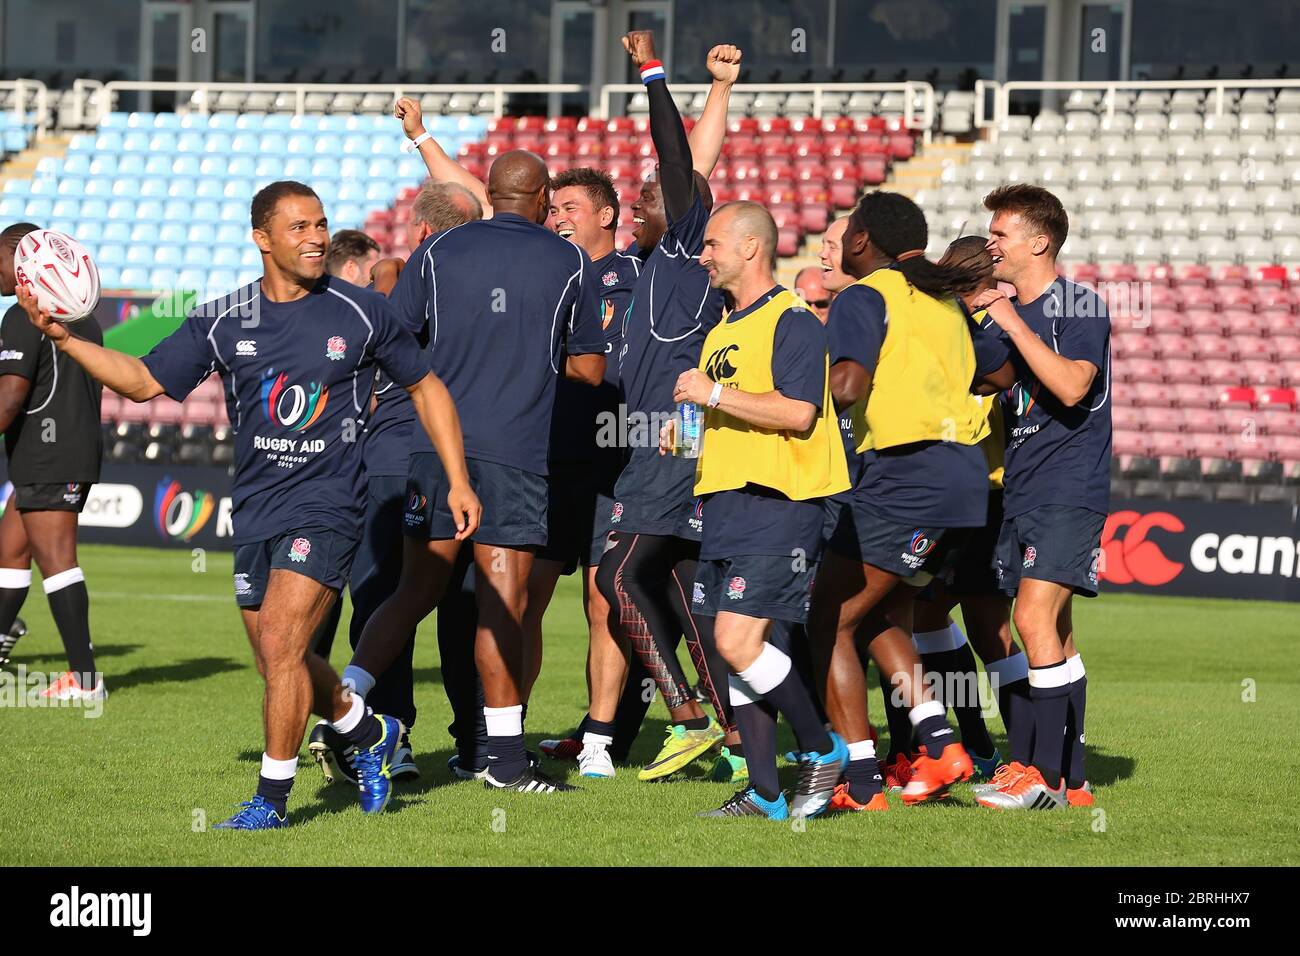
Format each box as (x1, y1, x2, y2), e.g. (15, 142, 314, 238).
(688, 44, 741, 178)
(395, 96, 492, 216)
(16, 285, 164, 401)
(624, 30, 695, 223)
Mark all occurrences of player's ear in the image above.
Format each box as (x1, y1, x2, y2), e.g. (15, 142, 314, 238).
(1032, 233, 1050, 256)
(252, 228, 271, 254)
(600, 205, 615, 230)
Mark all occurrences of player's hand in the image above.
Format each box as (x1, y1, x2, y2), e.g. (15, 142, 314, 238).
(448, 482, 482, 541)
(14, 283, 69, 346)
(658, 418, 676, 456)
(706, 44, 742, 84)
(370, 257, 405, 295)
(394, 96, 426, 140)
(672, 368, 713, 406)
(970, 288, 1019, 328)
(622, 30, 657, 67)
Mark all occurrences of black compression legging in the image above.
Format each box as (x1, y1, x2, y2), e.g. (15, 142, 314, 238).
(595, 532, 732, 733)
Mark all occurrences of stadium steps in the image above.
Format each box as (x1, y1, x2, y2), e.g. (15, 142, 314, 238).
(884, 141, 972, 199)
(0, 134, 73, 188)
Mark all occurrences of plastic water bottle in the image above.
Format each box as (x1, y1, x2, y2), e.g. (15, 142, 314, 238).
(676, 401, 701, 458)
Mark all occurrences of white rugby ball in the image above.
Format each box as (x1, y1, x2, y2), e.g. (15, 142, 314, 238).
(13, 229, 101, 322)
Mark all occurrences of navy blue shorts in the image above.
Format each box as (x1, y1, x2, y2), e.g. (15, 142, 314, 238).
(944, 489, 1004, 597)
(827, 494, 952, 585)
(537, 463, 614, 572)
(994, 504, 1105, 598)
(691, 554, 817, 624)
(403, 453, 547, 548)
(610, 449, 701, 541)
(233, 527, 358, 608)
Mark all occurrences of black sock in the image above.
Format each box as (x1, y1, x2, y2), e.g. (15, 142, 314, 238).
(520, 702, 528, 724)
(0, 581, 29, 636)
(488, 733, 527, 780)
(256, 775, 292, 815)
(913, 711, 956, 760)
(879, 671, 914, 761)
(1002, 676, 1034, 764)
(922, 644, 995, 759)
(1029, 664, 1070, 790)
(727, 741, 744, 759)
(339, 713, 383, 750)
(732, 699, 779, 801)
(844, 752, 883, 803)
(574, 713, 592, 740)
(583, 717, 615, 740)
(45, 572, 96, 681)
(1063, 673, 1088, 789)
(756, 669, 831, 755)
(679, 715, 710, 731)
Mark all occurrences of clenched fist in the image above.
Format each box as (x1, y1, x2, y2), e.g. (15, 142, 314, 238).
(706, 44, 742, 84)
(622, 30, 657, 67)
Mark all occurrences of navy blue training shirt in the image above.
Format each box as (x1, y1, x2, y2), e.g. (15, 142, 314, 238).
(141, 277, 428, 544)
(549, 246, 641, 486)
(826, 278, 991, 528)
(1002, 278, 1112, 518)
(390, 213, 605, 476)
(616, 195, 726, 486)
(700, 291, 829, 561)
(361, 368, 413, 478)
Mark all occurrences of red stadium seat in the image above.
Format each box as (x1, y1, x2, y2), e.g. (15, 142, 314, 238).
(728, 117, 760, 135)
(759, 117, 791, 134)
(857, 116, 887, 133)
(859, 156, 889, 185)
(1175, 264, 1211, 286)
(1216, 264, 1250, 287)
(769, 203, 799, 230)
(776, 227, 801, 259)
(858, 136, 890, 155)
(487, 117, 517, 133)
(1260, 387, 1298, 410)
(1255, 265, 1288, 287)
(1219, 386, 1256, 409)
(545, 116, 577, 132)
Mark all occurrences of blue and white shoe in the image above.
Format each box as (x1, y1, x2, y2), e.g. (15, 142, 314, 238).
(699, 787, 790, 820)
(212, 795, 287, 830)
(352, 715, 405, 814)
(448, 752, 490, 781)
(969, 747, 1003, 783)
(789, 732, 850, 819)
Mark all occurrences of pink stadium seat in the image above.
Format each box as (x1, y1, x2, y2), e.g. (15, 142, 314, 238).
(1192, 333, 1233, 361)
(800, 203, 829, 233)
(182, 400, 218, 425)
(1242, 360, 1277, 387)
(116, 402, 149, 424)
(1255, 289, 1294, 313)
(1216, 264, 1250, 287)
(1260, 387, 1298, 410)
(1236, 336, 1276, 362)
(1182, 408, 1221, 433)
(100, 392, 121, 423)
(1283, 362, 1300, 387)
(859, 157, 889, 184)
(1172, 382, 1214, 408)
(149, 399, 184, 425)
(1219, 386, 1256, 409)
(1180, 286, 1217, 311)
(1154, 333, 1194, 360)
(1134, 381, 1174, 406)
(1176, 264, 1211, 286)
(1121, 358, 1165, 384)
(1217, 407, 1253, 434)
(769, 204, 799, 230)
(858, 136, 889, 155)
(1270, 313, 1300, 337)
(1204, 360, 1243, 386)
(615, 225, 636, 249)
(1218, 287, 1256, 310)
(1100, 263, 1139, 283)
(1275, 435, 1300, 462)
(1112, 430, 1150, 457)
(1113, 406, 1143, 431)
(1191, 432, 1237, 461)
(1071, 263, 1101, 284)
(776, 228, 800, 259)
(1260, 408, 1300, 437)
(1110, 381, 1135, 406)
(1149, 431, 1190, 457)
(1143, 407, 1184, 432)
(1162, 358, 1203, 384)
(1143, 263, 1176, 285)
(1147, 285, 1180, 309)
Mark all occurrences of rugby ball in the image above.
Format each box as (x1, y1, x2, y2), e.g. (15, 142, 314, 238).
(13, 229, 101, 322)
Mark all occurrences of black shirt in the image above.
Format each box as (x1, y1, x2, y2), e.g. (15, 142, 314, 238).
(0, 305, 103, 485)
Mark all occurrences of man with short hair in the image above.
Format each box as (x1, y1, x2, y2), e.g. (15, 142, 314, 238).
(343, 151, 607, 794)
(793, 265, 833, 323)
(972, 183, 1110, 810)
(0, 221, 102, 699)
(16, 182, 479, 828)
(323, 229, 380, 287)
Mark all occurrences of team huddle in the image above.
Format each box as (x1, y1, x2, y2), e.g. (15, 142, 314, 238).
(6, 29, 1112, 828)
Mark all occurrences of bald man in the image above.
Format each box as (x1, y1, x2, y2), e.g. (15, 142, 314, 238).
(793, 266, 833, 322)
(668, 200, 851, 819)
(343, 148, 608, 794)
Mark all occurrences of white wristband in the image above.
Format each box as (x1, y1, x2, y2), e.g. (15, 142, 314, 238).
(707, 382, 724, 408)
(403, 131, 432, 153)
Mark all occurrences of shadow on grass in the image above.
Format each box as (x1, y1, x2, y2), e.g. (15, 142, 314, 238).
(8, 643, 144, 666)
(109, 656, 245, 692)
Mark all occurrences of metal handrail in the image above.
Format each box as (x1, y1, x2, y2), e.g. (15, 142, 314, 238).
(2, 79, 50, 138)
(996, 78, 1300, 125)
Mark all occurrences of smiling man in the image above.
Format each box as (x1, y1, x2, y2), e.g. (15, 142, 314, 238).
(15, 181, 479, 829)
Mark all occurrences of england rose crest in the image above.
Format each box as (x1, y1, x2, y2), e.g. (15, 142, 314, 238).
(326, 336, 346, 361)
(726, 576, 746, 600)
(289, 537, 312, 562)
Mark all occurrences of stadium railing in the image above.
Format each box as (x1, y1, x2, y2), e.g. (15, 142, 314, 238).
(974, 78, 1300, 139)
(1, 79, 50, 138)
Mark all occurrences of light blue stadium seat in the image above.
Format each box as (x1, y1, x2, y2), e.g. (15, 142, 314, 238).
(233, 114, 265, 130)
(215, 222, 244, 244)
(176, 131, 206, 152)
(126, 112, 157, 128)
(239, 247, 261, 267)
(235, 269, 261, 288)
(144, 155, 171, 177)
(206, 132, 233, 153)
(153, 112, 181, 129)
(3, 179, 30, 195)
(101, 222, 131, 242)
(334, 202, 364, 225)
(102, 113, 130, 128)
(314, 182, 339, 204)
(55, 179, 85, 197)
(150, 132, 178, 153)
(253, 156, 283, 177)
(365, 157, 396, 180)
(172, 156, 201, 177)
(339, 137, 369, 157)
(138, 180, 167, 198)
(137, 199, 165, 220)
(223, 178, 253, 199)
(282, 156, 311, 178)
(96, 244, 127, 266)
(97, 266, 121, 288)
(184, 113, 236, 129)
(158, 222, 187, 244)
(311, 157, 341, 179)
(87, 156, 117, 176)
(219, 200, 243, 221)
(168, 178, 197, 198)
(95, 131, 124, 152)
(116, 154, 145, 176)
(231, 132, 260, 153)
(28, 178, 57, 195)
(83, 179, 114, 197)
(338, 157, 367, 179)
(397, 156, 426, 179)
(4, 129, 28, 152)
(126, 245, 155, 264)
(66, 133, 95, 154)
(367, 138, 393, 156)
(262, 115, 293, 131)
(285, 134, 313, 154)
(81, 199, 109, 220)
(149, 267, 181, 290)
(125, 131, 154, 151)
(258, 133, 287, 154)
(189, 200, 221, 222)
(129, 223, 157, 243)
(212, 246, 242, 267)
(313, 135, 343, 156)
(337, 182, 366, 201)
(119, 267, 150, 288)
(51, 199, 81, 218)
(49, 220, 77, 237)
(208, 269, 238, 290)
(62, 155, 91, 176)
(0, 197, 25, 217)
(226, 155, 255, 177)
(106, 200, 137, 220)
(195, 178, 225, 198)
(183, 246, 214, 268)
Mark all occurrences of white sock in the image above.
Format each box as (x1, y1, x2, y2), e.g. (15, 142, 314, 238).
(908, 698, 946, 726)
(260, 753, 297, 780)
(1066, 653, 1085, 682)
(341, 664, 375, 699)
(1028, 661, 1071, 689)
(484, 704, 523, 737)
(582, 732, 613, 748)
(331, 691, 366, 734)
(728, 672, 760, 706)
(737, 644, 792, 696)
(847, 739, 876, 762)
(0, 567, 32, 588)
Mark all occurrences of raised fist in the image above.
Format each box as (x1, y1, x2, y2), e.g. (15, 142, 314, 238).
(622, 30, 657, 67)
(706, 44, 742, 84)
(393, 96, 425, 140)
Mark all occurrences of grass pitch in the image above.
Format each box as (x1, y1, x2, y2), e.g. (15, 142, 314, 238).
(2, 544, 1296, 866)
